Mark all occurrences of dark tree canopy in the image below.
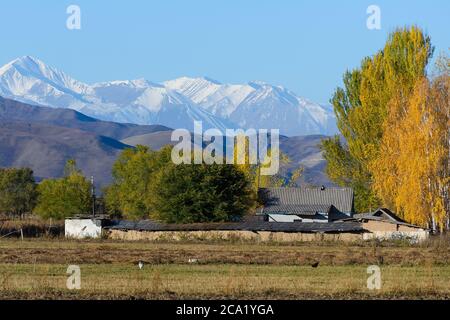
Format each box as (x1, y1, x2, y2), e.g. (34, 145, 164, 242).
(105, 145, 256, 223)
(0, 168, 37, 217)
(149, 162, 254, 223)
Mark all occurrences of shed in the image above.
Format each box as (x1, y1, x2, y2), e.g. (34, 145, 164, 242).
(65, 215, 110, 239)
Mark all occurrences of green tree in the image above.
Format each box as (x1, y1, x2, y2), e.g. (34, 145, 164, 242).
(321, 26, 434, 212)
(105, 145, 256, 222)
(148, 162, 254, 223)
(104, 145, 172, 219)
(34, 160, 92, 219)
(0, 168, 37, 218)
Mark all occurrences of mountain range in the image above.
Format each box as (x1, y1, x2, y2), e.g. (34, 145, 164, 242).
(0, 56, 335, 187)
(0, 96, 331, 188)
(0, 56, 337, 136)
(0, 97, 172, 187)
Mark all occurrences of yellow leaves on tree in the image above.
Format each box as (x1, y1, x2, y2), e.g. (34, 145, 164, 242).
(231, 134, 303, 190)
(371, 73, 449, 230)
(322, 26, 434, 213)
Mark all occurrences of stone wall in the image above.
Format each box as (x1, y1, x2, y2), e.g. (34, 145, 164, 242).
(108, 229, 363, 242)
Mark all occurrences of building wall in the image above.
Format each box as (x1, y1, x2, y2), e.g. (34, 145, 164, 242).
(363, 220, 398, 232)
(361, 220, 429, 243)
(108, 229, 363, 242)
(362, 220, 427, 232)
(65, 219, 103, 239)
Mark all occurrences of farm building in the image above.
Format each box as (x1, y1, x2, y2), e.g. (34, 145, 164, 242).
(65, 215, 110, 239)
(344, 208, 430, 243)
(102, 217, 429, 243)
(65, 214, 429, 243)
(64, 190, 429, 243)
(105, 218, 366, 242)
(257, 187, 354, 222)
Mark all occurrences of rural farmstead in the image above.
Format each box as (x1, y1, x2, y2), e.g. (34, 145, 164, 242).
(65, 187, 430, 243)
(65, 216, 429, 243)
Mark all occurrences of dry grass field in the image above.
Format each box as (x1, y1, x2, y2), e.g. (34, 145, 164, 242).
(0, 238, 449, 299)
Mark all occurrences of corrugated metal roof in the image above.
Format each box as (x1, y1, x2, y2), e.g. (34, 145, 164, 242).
(262, 204, 331, 215)
(106, 220, 364, 233)
(259, 187, 354, 214)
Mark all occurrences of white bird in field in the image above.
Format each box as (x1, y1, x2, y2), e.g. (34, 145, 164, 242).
(138, 261, 144, 270)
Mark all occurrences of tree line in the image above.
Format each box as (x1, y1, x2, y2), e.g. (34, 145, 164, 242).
(0, 144, 300, 223)
(321, 26, 449, 231)
(0, 160, 92, 220)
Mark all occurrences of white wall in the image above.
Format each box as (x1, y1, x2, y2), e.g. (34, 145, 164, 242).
(65, 219, 103, 239)
(363, 230, 429, 244)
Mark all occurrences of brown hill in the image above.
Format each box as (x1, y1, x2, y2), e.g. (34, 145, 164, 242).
(0, 121, 129, 187)
(0, 96, 333, 188)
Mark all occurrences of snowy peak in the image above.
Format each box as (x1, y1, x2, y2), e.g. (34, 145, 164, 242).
(0, 56, 88, 94)
(0, 56, 337, 136)
(93, 78, 159, 89)
(164, 77, 222, 101)
(167, 77, 337, 135)
(165, 77, 256, 117)
(243, 82, 299, 107)
(0, 55, 90, 107)
(0, 56, 45, 75)
(0, 57, 233, 132)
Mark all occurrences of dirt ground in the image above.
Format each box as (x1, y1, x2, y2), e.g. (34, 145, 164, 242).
(0, 238, 449, 266)
(0, 238, 449, 299)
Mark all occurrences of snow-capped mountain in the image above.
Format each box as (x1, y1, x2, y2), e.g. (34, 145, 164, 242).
(165, 77, 337, 136)
(0, 56, 337, 136)
(0, 56, 232, 132)
(0, 56, 91, 108)
(164, 76, 254, 118)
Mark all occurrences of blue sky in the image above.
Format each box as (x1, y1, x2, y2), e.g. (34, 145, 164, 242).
(0, 0, 448, 103)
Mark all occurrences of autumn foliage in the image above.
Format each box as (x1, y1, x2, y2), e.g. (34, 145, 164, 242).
(322, 26, 449, 230)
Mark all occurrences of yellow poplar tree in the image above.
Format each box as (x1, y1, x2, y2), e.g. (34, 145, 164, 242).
(372, 75, 449, 230)
(231, 134, 302, 190)
(322, 26, 434, 212)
